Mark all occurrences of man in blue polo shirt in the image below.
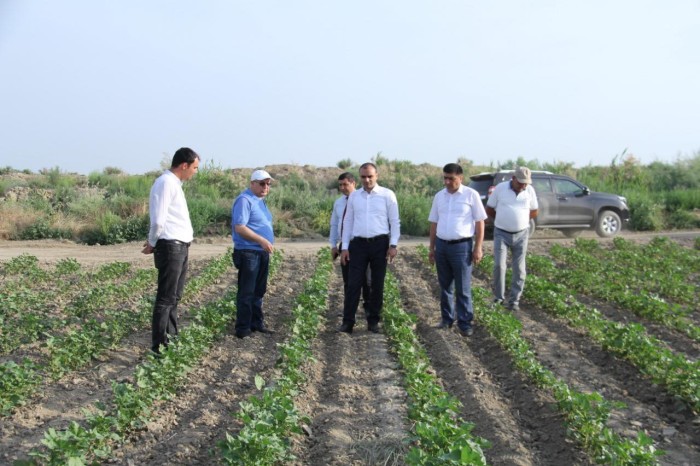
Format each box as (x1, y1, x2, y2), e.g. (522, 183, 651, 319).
(232, 169, 275, 339)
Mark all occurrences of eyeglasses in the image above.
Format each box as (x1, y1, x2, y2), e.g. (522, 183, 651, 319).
(443, 175, 458, 181)
(256, 181, 272, 187)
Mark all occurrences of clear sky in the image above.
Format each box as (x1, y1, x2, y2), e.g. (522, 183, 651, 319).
(1, 1, 699, 174)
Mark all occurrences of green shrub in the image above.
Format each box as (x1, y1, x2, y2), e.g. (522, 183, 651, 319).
(627, 197, 663, 231)
(187, 197, 231, 236)
(189, 163, 242, 199)
(103, 167, 125, 175)
(665, 209, 699, 230)
(53, 186, 79, 210)
(665, 189, 700, 211)
(336, 158, 353, 169)
(309, 197, 335, 237)
(67, 194, 106, 220)
(104, 193, 147, 219)
(16, 219, 73, 240)
(398, 194, 431, 236)
(273, 216, 293, 238)
(80, 213, 148, 245)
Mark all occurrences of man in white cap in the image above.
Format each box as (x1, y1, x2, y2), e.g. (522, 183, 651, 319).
(231, 169, 275, 338)
(485, 166, 538, 311)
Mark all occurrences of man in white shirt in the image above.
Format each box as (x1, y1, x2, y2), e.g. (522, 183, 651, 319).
(338, 163, 400, 334)
(142, 147, 200, 354)
(485, 166, 539, 311)
(428, 163, 487, 337)
(329, 172, 370, 307)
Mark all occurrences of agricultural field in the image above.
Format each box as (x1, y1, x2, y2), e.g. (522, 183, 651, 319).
(0, 231, 698, 465)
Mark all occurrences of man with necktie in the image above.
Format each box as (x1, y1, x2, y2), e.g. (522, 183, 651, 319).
(329, 172, 370, 308)
(338, 163, 401, 334)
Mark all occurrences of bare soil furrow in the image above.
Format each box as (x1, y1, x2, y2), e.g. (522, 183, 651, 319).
(393, 249, 591, 466)
(296, 264, 409, 466)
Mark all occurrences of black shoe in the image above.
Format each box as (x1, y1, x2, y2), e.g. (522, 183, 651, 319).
(367, 323, 380, 333)
(436, 321, 453, 329)
(337, 323, 353, 334)
(235, 331, 252, 339)
(252, 326, 274, 334)
(459, 327, 474, 337)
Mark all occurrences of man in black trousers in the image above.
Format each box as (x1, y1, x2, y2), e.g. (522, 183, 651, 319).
(338, 162, 400, 334)
(142, 147, 200, 354)
(329, 172, 371, 309)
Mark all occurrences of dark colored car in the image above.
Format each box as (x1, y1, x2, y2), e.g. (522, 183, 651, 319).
(468, 170, 630, 237)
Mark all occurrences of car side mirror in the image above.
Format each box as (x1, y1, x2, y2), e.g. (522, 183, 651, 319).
(582, 187, 591, 195)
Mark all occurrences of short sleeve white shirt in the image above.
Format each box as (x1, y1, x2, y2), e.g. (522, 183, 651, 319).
(428, 185, 487, 240)
(486, 181, 538, 232)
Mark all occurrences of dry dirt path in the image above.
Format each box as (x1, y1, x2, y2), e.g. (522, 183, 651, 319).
(292, 265, 408, 466)
(1, 229, 697, 266)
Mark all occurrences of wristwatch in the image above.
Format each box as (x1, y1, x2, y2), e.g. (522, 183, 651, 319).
(390, 244, 397, 249)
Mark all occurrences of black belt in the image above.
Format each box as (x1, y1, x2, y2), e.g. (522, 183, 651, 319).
(438, 237, 472, 244)
(495, 227, 526, 235)
(159, 239, 191, 247)
(353, 234, 389, 242)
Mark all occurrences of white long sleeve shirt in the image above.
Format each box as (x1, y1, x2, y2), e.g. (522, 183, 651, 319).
(341, 185, 400, 249)
(147, 170, 194, 247)
(329, 195, 348, 248)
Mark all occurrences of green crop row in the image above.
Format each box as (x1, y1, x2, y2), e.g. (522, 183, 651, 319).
(555, 239, 697, 316)
(0, 250, 233, 418)
(416, 247, 661, 464)
(535, 249, 700, 342)
(518, 257, 700, 413)
(24, 250, 282, 465)
(0, 261, 135, 355)
(383, 270, 490, 465)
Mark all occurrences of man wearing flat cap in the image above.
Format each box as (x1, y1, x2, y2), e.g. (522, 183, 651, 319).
(485, 166, 538, 312)
(231, 169, 275, 338)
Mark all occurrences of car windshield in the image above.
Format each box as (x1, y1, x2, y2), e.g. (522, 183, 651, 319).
(468, 179, 493, 196)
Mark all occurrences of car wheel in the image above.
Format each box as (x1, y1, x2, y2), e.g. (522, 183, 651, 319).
(528, 218, 536, 237)
(595, 210, 621, 237)
(563, 229, 583, 238)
